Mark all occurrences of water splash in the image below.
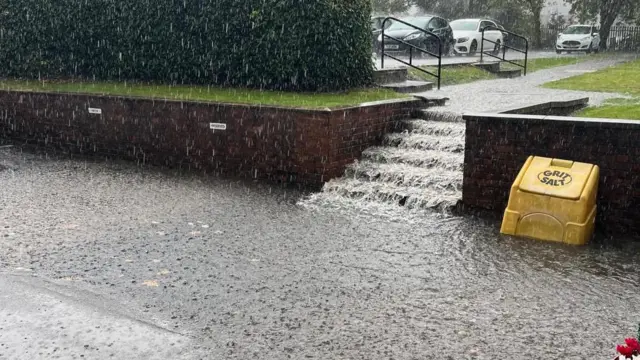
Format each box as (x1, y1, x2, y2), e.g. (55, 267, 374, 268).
(301, 111, 465, 215)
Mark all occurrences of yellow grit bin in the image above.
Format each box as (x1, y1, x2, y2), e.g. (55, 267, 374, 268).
(500, 156, 599, 245)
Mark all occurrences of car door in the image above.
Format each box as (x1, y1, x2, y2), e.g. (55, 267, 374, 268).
(592, 26, 601, 48)
(487, 21, 502, 45)
(439, 18, 454, 50)
(480, 20, 499, 51)
(426, 17, 448, 53)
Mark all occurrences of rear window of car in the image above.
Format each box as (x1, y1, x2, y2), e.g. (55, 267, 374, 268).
(388, 17, 431, 30)
(429, 18, 447, 29)
(563, 26, 592, 35)
(450, 20, 479, 31)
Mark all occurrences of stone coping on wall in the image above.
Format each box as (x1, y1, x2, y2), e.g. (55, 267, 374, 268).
(494, 97, 590, 116)
(464, 112, 640, 128)
(0, 88, 416, 112)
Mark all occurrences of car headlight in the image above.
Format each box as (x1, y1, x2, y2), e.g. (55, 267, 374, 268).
(581, 36, 591, 42)
(456, 37, 469, 43)
(404, 33, 422, 41)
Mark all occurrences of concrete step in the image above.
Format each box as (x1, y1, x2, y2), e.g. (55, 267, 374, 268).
(383, 133, 465, 153)
(342, 161, 463, 192)
(373, 68, 408, 85)
(379, 80, 434, 93)
(412, 95, 449, 106)
(473, 61, 522, 78)
(401, 119, 466, 137)
(472, 61, 501, 73)
(361, 147, 464, 171)
(322, 177, 461, 211)
(495, 69, 522, 78)
(415, 110, 463, 122)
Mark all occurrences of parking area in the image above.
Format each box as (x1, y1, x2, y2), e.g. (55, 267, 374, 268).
(374, 50, 583, 69)
(371, 16, 607, 69)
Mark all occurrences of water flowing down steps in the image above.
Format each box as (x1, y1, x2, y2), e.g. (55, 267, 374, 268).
(302, 112, 466, 214)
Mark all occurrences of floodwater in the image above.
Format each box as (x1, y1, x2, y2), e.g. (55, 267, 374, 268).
(305, 114, 464, 214)
(1, 146, 639, 359)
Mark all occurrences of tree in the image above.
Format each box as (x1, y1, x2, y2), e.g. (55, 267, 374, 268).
(518, 0, 544, 48)
(483, 0, 542, 48)
(487, 1, 528, 31)
(548, 9, 567, 29)
(567, 0, 640, 49)
(467, 0, 493, 18)
(371, 0, 411, 14)
(411, 0, 467, 19)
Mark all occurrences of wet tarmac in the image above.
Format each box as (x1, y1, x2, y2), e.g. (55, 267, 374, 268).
(1, 147, 639, 359)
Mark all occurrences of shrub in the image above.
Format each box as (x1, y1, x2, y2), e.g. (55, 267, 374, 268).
(0, 0, 374, 91)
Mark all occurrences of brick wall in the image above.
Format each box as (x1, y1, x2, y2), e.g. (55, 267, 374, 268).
(463, 113, 640, 235)
(0, 91, 425, 187)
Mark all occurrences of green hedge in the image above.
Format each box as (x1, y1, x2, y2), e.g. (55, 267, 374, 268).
(0, 0, 374, 91)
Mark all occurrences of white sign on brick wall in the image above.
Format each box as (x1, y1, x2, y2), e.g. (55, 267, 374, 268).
(209, 123, 227, 130)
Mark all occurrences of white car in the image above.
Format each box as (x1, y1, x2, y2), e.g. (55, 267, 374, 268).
(450, 19, 504, 56)
(556, 24, 601, 54)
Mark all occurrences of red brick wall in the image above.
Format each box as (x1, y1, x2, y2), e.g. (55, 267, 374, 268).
(0, 91, 424, 187)
(463, 113, 640, 235)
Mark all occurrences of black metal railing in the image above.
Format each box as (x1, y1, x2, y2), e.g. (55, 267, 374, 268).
(381, 17, 442, 90)
(480, 26, 529, 75)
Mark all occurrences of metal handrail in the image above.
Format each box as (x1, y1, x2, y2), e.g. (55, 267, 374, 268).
(381, 16, 442, 90)
(480, 26, 529, 75)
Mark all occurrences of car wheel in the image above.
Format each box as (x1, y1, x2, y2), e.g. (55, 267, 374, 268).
(430, 41, 440, 56)
(445, 42, 455, 57)
(469, 40, 478, 56)
(586, 43, 593, 54)
(418, 41, 432, 58)
(493, 40, 501, 56)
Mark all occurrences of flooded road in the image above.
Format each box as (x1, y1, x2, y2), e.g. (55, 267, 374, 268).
(1, 147, 639, 359)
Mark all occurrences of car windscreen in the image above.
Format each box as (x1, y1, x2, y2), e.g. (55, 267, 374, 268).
(450, 20, 479, 31)
(387, 18, 431, 30)
(563, 26, 591, 35)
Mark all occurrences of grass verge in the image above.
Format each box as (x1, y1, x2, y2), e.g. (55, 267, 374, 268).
(504, 56, 603, 73)
(544, 58, 640, 120)
(543, 58, 640, 96)
(0, 79, 407, 109)
(576, 98, 640, 120)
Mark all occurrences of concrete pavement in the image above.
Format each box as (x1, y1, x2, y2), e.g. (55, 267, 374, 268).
(0, 273, 198, 360)
(374, 50, 574, 69)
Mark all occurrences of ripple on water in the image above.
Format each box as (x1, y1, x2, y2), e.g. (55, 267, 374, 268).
(2, 147, 640, 359)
